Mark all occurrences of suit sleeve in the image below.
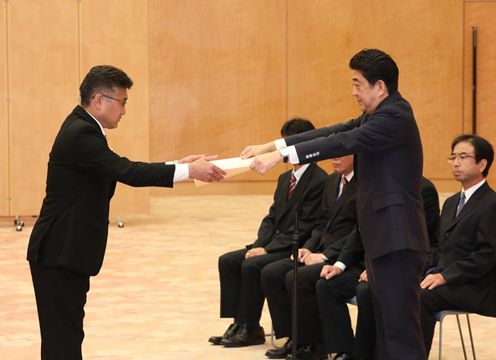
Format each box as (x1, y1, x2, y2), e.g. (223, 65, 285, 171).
(72, 124, 175, 187)
(292, 102, 415, 163)
(441, 201, 496, 284)
(335, 227, 364, 267)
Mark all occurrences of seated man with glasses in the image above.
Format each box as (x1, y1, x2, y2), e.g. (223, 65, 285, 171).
(420, 134, 496, 356)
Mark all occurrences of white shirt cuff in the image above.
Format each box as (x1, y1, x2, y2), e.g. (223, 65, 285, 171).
(334, 261, 347, 271)
(171, 163, 189, 182)
(274, 138, 287, 150)
(287, 145, 300, 164)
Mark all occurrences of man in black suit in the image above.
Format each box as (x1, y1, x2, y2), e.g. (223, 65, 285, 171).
(260, 154, 357, 360)
(208, 118, 328, 348)
(316, 176, 440, 360)
(420, 134, 496, 356)
(27, 65, 225, 360)
(242, 48, 429, 359)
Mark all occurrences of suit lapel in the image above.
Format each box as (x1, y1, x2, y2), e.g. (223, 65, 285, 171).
(277, 164, 315, 221)
(444, 183, 490, 232)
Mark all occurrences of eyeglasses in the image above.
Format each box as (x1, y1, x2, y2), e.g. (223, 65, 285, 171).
(447, 153, 477, 163)
(100, 94, 127, 107)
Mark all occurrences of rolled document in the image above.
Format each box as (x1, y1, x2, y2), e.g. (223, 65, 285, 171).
(194, 156, 253, 186)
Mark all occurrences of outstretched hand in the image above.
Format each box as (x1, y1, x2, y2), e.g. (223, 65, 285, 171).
(240, 142, 276, 159)
(249, 151, 282, 175)
(188, 156, 226, 182)
(178, 154, 207, 164)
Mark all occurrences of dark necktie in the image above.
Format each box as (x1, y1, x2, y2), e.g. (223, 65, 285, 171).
(338, 176, 348, 199)
(456, 192, 466, 217)
(288, 173, 296, 198)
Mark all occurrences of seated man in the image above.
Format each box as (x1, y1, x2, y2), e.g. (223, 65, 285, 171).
(420, 134, 496, 356)
(208, 118, 328, 347)
(261, 154, 357, 360)
(316, 175, 440, 360)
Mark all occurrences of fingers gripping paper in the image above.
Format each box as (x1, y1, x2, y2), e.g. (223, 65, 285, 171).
(194, 157, 253, 187)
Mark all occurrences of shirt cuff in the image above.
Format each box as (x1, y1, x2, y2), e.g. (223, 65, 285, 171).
(334, 261, 347, 271)
(274, 138, 287, 150)
(287, 145, 300, 164)
(172, 163, 189, 182)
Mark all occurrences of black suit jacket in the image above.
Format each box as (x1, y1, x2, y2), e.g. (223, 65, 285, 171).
(337, 176, 439, 268)
(250, 163, 327, 253)
(302, 173, 358, 262)
(429, 182, 496, 316)
(27, 106, 176, 276)
(284, 92, 429, 259)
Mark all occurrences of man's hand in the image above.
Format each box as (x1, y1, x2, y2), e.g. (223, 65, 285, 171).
(291, 248, 311, 262)
(358, 270, 368, 282)
(188, 156, 226, 182)
(245, 247, 267, 259)
(420, 273, 447, 290)
(240, 142, 276, 159)
(178, 154, 207, 164)
(303, 253, 325, 266)
(249, 151, 282, 175)
(320, 265, 343, 280)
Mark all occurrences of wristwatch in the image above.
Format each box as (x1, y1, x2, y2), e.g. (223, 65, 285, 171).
(280, 147, 290, 163)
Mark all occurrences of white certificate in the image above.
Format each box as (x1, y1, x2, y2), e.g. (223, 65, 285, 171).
(194, 156, 253, 186)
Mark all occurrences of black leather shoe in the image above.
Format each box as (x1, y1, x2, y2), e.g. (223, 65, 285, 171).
(334, 353, 354, 360)
(285, 344, 327, 360)
(220, 324, 266, 347)
(265, 338, 293, 358)
(208, 323, 239, 345)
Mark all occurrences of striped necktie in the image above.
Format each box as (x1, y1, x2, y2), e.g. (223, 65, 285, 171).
(288, 173, 296, 198)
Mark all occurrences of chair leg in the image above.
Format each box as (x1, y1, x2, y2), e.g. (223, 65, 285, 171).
(270, 325, 283, 349)
(465, 314, 476, 360)
(456, 315, 468, 360)
(438, 317, 443, 360)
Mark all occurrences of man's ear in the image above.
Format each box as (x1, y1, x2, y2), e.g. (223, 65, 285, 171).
(375, 80, 388, 97)
(478, 158, 488, 175)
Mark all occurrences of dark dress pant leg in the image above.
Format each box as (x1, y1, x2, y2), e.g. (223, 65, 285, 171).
(30, 262, 89, 360)
(365, 250, 426, 360)
(261, 258, 295, 338)
(218, 249, 247, 318)
(286, 263, 326, 345)
(315, 266, 362, 353)
(354, 281, 376, 359)
(236, 251, 291, 327)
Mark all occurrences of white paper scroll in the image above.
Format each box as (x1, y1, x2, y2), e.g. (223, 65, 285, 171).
(194, 157, 253, 187)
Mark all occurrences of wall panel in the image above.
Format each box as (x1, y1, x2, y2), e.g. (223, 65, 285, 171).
(0, 2, 8, 215)
(148, 0, 288, 195)
(464, 2, 496, 189)
(287, 0, 464, 192)
(7, 0, 79, 215)
(80, 0, 150, 218)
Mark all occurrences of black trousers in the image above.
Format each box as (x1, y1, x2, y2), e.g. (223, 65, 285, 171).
(218, 248, 290, 328)
(315, 266, 363, 353)
(365, 250, 426, 360)
(261, 258, 325, 343)
(30, 262, 90, 360)
(354, 281, 376, 359)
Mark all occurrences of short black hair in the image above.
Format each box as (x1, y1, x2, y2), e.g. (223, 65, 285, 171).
(79, 65, 133, 106)
(280, 118, 315, 137)
(349, 49, 399, 94)
(451, 134, 494, 177)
